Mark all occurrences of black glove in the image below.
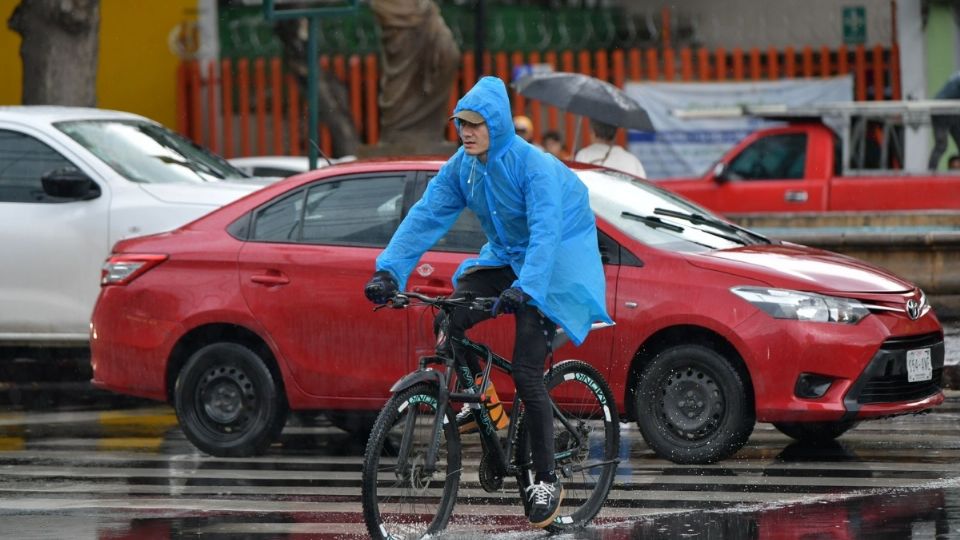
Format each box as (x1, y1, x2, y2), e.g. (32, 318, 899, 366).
(364, 270, 398, 304)
(492, 287, 530, 315)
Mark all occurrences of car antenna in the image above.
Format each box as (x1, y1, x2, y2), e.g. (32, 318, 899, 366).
(308, 138, 334, 167)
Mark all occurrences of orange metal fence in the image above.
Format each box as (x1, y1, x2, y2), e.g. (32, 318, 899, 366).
(178, 44, 900, 158)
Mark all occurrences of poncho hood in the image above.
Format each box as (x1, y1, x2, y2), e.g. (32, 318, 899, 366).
(453, 76, 515, 161)
(378, 76, 613, 345)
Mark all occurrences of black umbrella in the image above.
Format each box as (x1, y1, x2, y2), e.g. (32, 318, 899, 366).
(514, 72, 654, 131)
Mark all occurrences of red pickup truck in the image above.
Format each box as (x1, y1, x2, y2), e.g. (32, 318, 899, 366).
(654, 122, 960, 214)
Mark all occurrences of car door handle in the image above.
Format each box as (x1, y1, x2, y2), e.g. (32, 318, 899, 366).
(784, 190, 808, 202)
(250, 271, 290, 286)
(413, 285, 453, 295)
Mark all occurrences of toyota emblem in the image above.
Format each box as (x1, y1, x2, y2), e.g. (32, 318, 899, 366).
(905, 299, 921, 320)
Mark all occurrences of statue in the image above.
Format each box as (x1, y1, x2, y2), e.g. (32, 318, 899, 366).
(370, 0, 460, 151)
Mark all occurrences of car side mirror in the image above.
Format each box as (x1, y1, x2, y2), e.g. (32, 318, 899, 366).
(41, 168, 100, 200)
(712, 162, 730, 184)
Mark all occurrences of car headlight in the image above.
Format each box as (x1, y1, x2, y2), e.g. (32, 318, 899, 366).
(731, 286, 869, 324)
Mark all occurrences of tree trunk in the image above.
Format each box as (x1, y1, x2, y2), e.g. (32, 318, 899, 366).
(7, 0, 101, 106)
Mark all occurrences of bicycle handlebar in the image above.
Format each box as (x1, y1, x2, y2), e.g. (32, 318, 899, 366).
(377, 291, 496, 312)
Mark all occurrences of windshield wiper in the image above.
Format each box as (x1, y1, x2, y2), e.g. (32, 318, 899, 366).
(653, 207, 770, 244)
(155, 155, 226, 180)
(152, 126, 246, 179)
(621, 211, 684, 232)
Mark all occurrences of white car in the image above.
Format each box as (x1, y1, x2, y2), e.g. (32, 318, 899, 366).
(0, 106, 265, 346)
(228, 155, 357, 178)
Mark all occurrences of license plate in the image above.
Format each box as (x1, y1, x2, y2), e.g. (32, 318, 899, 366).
(906, 348, 932, 382)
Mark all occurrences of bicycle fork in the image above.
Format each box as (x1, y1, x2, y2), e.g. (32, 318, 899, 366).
(392, 352, 489, 478)
(395, 343, 517, 478)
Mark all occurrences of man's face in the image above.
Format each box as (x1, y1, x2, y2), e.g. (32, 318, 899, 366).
(459, 120, 490, 157)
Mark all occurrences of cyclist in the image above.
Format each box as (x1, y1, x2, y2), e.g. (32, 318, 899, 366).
(364, 76, 612, 528)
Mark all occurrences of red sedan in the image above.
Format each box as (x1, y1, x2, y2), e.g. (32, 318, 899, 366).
(90, 158, 945, 463)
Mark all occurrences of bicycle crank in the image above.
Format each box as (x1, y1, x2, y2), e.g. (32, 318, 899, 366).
(478, 450, 505, 492)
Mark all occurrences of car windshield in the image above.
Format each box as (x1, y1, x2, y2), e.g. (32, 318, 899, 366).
(579, 169, 770, 252)
(56, 119, 250, 183)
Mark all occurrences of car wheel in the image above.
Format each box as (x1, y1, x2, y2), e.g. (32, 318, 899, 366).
(772, 420, 859, 443)
(174, 342, 287, 457)
(635, 344, 754, 464)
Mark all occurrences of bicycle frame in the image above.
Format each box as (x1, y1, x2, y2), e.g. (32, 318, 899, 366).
(366, 293, 620, 537)
(397, 331, 594, 480)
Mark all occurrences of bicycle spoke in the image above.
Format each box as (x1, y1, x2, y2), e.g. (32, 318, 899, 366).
(536, 361, 619, 531)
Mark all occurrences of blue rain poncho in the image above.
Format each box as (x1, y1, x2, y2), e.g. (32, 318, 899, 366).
(376, 76, 612, 345)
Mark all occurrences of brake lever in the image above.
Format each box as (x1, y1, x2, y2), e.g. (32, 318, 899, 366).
(472, 298, 496, 312)
(388, 295, 410, 308)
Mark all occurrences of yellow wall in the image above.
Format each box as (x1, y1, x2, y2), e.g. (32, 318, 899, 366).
(1, 0, 197, 128)
(0, 0, 23, 105)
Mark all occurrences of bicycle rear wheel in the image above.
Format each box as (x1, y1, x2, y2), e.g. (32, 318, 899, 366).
(361, 382, 462, 539)
(518, 360, 619, 532)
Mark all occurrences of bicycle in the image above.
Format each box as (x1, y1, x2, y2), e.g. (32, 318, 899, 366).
(361, 291, 620, 538)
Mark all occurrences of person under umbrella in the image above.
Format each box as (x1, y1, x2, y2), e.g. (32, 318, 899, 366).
(574, 118, 646, 178)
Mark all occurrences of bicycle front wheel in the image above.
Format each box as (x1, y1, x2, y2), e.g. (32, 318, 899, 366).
(525, 360, 620, 532)
(361, 382, 462, 539)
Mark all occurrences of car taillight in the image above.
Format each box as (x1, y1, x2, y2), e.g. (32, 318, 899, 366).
(100, 254, 168, 286)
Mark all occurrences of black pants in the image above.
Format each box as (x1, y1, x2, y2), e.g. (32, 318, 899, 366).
(929, 115, 960, 170)
(436, 266, 557, 477)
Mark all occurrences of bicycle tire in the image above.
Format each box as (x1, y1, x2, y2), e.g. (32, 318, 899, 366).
(516, 360, 620, 532)
(361, 382, 462, 539)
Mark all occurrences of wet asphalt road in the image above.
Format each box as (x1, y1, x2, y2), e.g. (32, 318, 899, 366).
(0, 320, 957, 539)
(0, 383, 957, 537)
(0, 394, 956, 539)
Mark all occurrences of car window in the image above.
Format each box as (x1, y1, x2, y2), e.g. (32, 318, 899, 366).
(435, 210, 485, 252)
(0, 129, 82, 203)
(580, 170, 747, 252)
(56, 119, 248, 184)
(727, 133, 807, 180)
(251, 190, 304, 242)
(419, 174, 638, 256)
(421, 173, 486, 253)
(300, 175, 406, 247)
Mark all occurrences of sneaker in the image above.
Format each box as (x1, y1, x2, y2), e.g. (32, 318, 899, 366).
(525, 479, 564, 528)
(454, 403, 475, 432)
(456, 379, 509, 434)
